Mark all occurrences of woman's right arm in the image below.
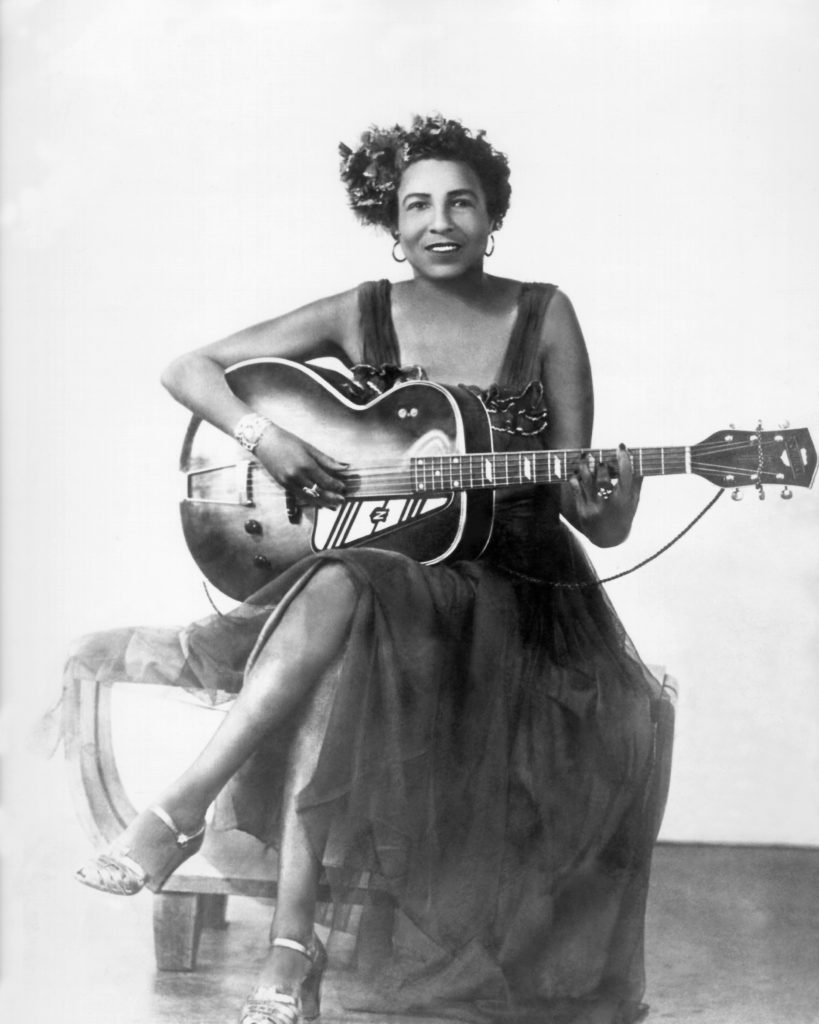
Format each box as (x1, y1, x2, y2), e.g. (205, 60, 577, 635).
(161, 288, 361, 505)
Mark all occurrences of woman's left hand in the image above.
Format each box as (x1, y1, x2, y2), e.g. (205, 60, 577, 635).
(568, 444, 642, 547)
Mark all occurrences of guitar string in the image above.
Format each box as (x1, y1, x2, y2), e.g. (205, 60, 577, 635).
(244, 455, 782, 487)
(241, 439, 783, 476)
(246, 452, 776, 480)
(244, 468, 782, 501)
(227, 442, 788, 499)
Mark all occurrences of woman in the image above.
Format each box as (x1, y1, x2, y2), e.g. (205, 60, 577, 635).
(72, 115, 660, 1024)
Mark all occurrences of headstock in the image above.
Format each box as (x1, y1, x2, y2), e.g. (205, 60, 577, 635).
(691, 426, 816, 498)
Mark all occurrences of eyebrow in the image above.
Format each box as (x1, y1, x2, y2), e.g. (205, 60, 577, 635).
(401, 188, 480, 205)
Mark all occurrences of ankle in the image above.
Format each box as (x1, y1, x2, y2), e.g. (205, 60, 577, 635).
(154, 794, 208, 835)
(256, 943, 311, 992)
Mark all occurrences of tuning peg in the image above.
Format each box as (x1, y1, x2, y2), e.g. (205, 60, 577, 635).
(778, 420, 790, 430)
(781, 486, 793, 500)
(731, 488, 743, 501)
(757, 486, 766, 500)
(756, 419, 763, 431)
(729, 423, 736, 430)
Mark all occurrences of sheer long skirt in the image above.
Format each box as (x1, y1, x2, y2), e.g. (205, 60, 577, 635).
(64, 513, 662, 1024)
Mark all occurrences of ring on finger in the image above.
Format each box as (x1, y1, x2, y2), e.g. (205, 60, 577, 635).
(597, 486, 612, 500)
(303, 483, 321, 499)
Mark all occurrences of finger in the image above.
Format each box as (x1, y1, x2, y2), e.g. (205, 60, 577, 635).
(569, 473, 595, 509)
(297, 478, 345, 509)
(575, 452, 596, 490)
(616, 443, 634, 489)
(311, 447, 350, 473)
(301, 465, 347, 494)
(315, 490, 345, 510)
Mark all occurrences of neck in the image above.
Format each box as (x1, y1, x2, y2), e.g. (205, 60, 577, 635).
(409, 265, 489, 302)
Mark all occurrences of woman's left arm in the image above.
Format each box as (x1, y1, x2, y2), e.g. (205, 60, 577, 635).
(538, 289, 641, 547)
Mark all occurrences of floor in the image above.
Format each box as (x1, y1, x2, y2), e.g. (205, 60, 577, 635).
(3, 763, 818, 1024)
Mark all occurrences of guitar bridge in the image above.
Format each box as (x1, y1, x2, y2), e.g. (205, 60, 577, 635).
(186, 462, 256, 506)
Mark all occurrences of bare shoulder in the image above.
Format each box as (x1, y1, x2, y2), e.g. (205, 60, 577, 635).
(536, 287, 594, 447)
(541, 288, 585, 351)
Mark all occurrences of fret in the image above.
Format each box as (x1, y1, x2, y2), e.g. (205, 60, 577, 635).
(411, 442, 699, 495)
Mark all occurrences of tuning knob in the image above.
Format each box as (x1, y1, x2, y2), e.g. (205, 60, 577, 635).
(779, 420, 790, 429)
(757, 487, 766, 501)
(781, 486, 793, 500)
(731, 488, 743, 501)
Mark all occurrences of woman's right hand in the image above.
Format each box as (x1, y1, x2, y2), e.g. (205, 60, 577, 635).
(254, 424, 348, 509)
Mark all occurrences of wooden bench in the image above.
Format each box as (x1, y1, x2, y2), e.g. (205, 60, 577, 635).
(63, 669, 676, 971)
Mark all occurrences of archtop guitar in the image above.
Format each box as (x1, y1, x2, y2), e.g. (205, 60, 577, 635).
(179, 358, 816, 600)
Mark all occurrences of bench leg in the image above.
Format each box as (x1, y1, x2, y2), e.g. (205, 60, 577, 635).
(153, 893, 203, 971)
(200, 893, 229, 930)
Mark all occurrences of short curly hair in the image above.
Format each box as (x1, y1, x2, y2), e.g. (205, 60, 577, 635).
(339, 115, 512, 231)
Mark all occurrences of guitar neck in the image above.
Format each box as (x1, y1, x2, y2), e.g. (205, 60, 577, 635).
(411, 446, 689, 494)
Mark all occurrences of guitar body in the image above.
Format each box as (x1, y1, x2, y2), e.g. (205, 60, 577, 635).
(180, 359, 496, 600)
(179, 357, 816, 601)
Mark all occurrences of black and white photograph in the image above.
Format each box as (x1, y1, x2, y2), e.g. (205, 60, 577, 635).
(2, 2, 817, 1022)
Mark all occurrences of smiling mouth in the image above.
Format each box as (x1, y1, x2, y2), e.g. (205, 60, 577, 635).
(425, 243, 461, 253)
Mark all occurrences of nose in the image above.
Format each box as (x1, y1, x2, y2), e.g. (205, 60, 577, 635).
(429, 202, 454, 234)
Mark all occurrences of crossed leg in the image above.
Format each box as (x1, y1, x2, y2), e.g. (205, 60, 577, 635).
(149, 562, 358, 991)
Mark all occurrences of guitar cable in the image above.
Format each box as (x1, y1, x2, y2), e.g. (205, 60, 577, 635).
(502, 487, 726, 589)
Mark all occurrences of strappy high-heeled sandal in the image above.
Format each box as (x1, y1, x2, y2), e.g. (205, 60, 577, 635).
(74, 805, 206, 896)
(240, 934, 328, 1024)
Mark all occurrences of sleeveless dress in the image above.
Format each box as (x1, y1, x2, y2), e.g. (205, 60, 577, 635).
(64, 281, 664, 1024)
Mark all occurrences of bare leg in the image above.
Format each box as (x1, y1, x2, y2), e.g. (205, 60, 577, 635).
(256, 664, 339, 992)
(157, 563, 357, 835)
(77, 563, 357, 995)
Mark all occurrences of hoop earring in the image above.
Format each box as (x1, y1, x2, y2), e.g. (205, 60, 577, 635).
(392, 239, 407, 263)
(484, 234, 496, 258)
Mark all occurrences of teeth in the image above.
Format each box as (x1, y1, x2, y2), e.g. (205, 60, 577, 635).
(429, 244, 458, 252)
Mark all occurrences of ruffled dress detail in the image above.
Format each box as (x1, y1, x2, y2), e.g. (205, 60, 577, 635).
(63, 281, 665, 1024)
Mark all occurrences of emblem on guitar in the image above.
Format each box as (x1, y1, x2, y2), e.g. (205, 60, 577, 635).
(179, 358, 816, 600)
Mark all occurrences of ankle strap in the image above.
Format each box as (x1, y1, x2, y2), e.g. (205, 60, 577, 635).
(272, 937, 312, 959)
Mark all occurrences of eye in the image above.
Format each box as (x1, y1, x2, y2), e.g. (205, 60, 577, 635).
(406, 199, 428, 211)
(451, 197, 475, 208)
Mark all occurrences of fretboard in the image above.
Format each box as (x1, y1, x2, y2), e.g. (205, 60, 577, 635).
(410, 446, 690, 494)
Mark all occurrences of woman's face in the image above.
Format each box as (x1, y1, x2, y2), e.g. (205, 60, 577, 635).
(395, 159, 494, 280)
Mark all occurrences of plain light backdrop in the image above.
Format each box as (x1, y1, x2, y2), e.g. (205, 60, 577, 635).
(2, 0, 817, 856)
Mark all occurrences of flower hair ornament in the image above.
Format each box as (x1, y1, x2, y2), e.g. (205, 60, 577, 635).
(338, 114, 511, 230)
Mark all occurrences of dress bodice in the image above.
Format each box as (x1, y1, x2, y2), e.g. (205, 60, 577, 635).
(356, 279, 564, 569)
(357, 278, 557, 391)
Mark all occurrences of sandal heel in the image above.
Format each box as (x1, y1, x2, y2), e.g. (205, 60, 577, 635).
(301, 935, 327, 1020)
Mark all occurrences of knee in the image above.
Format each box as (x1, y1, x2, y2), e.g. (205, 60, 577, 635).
(301, 560, 359, 613)
(247, 561, 359, 682)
